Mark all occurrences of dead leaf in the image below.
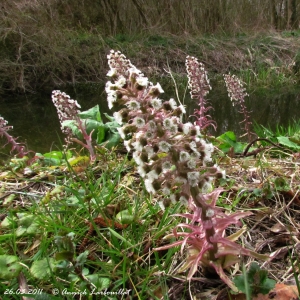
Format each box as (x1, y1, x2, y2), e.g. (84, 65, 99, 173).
(253, 283, 299, 300)
(24, 239, 41, 254)
(222, 283, 299, 300)
(270, 223, 286, 233)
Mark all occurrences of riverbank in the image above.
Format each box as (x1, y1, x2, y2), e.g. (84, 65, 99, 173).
(1, 30, 300, 96)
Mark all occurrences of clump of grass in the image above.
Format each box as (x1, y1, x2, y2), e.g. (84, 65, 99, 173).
(254, 119, 300, 141)
(0, 150, 186, 298)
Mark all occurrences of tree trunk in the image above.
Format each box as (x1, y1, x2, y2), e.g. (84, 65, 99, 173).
(291, 0, 298, 29)
(270, 0, 279, 29)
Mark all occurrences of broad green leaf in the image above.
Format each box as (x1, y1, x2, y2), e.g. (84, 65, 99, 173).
(62, 119, 103, 140)
(61, 119, 79, 137)
(277, 136, 300, 150)
(43, 151, 64, 160)
(30, 257, 57, 280)
(116, 209, 134, 224)
(96, 125, 106, 144)
(3, 194, 16, 205)
(0, 255, 23, 279)
(34, 293, 61, 300)
(105, 120, 120, 130)
(43, 157, 61, 166)
(217, 131, 245, 153)
(0, 233, 14, 242)
(16, 214, 39, 237)
(233, 262, 275, 296)
(103, 113, 115, 122)
(66, 195, 80, 205)
(289, 132, 300, 145)
(43, 150, 73, 165)
(101, 131, 121, 149)
(1, 215, 18, 228)
(84, 120, 105, 140)
(78, 105, 102, 122)
(50, 186, 65, 196)
(75, 251, 89, 267)
(55, 251, 74, 261)
(85, 275, 110, 290)
(233, 272, 248, 294)
(82, 267, 89, 276)
(218, 131, 237, 143)
(68, 156, 89, 166)
(260, 278, 277, 295)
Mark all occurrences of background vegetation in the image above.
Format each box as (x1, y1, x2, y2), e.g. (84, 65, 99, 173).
(1, 0, 300, 94)
(1, 2, 300, 299)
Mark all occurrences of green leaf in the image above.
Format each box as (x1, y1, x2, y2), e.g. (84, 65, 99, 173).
(274, 177, 289, 191)
(218, 131, 237, 143)
(34, 293, 62, 300)
(217, 131, 245, 153)
(105, 120, 120, 130)
(55, 251, 74, 261)
(78, 105, 102, 122)
(84, 120, 105, 139)
(43, 150, 72, 166)
(75, 251, 89, 267)
(103, 112, 115, 122)
(1, 215, 18, 229)
(260, 278, 277, 295)
(30, 257, 57, 280)
(277, 136, 300, 150)
(3, 193, 16, 205)
(68, 155, 89, 166)
(43, 151, 64, 160)
(0, 255, 23, 279)
(233, 262, 276, 296)
(96, 125, 106, 144)
(85, 275, 110, 290)
(16, 214, 40, 237)
(289, 132, 300, 145)
(101, 131, 121, 149)
(61, 119, 78, 133)
(0, 233, 14, 242)
(116, 209, 134, 224)
(43, 157, 61, 166)
(62, 119, 106, 141)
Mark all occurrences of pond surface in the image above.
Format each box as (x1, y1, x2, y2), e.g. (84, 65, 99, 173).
(1, 83, 300, 159)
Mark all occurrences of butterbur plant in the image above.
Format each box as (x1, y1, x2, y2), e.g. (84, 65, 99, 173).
(0, 116, 28, 157)
(186, 56, 216, 131)
(223, 74, 254, 143)
(51, 90, 95, 161)
(105, 50, 267, 291)
(106, 50, 220, 205)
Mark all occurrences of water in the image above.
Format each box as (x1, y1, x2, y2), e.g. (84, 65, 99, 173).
(1, 84, 299, 159)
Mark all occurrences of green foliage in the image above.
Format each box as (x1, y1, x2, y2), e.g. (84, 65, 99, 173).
(41, 150, 73, 166)
(15, 213, 40, 237)
(216, 131, 245, 153)
(233, 262, 276, 297)
(254, 121, 300, 151)
(116, 209, 135, 224)
(0, 151, 179, 298)
(62, 105, 121, 149)
(0, 255, 23, 279)
(1, 213, 40, 237)
(277, 136, 300, 151)
(30, 258, 57, 280)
